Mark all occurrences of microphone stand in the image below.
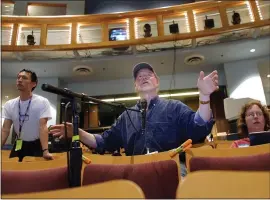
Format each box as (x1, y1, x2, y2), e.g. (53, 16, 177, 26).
(140, 99, 148, 153)
(68, 98, 82, 187)
(142, 108, 149, 154)
(141, 108, 146, 135)
(41, 84, 142, 186)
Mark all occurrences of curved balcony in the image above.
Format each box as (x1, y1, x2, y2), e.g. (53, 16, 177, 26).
(2, 0, 269, 58)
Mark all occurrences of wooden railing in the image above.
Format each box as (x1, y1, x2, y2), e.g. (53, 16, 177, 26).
(1, 0, 270, 52)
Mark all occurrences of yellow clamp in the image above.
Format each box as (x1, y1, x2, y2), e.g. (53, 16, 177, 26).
(72, 135, 80, 142)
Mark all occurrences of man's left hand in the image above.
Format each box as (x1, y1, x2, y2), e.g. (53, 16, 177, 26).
(43, 150, 53, 160)
(197, 70, 219, 96)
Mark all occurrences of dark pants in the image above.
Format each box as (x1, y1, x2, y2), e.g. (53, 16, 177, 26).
(9, 139, 43, 162)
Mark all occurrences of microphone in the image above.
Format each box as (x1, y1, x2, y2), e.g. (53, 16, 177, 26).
(140, 99, 147, 135)
(41, 84, 75, 98)
(41, 84, 139, 111)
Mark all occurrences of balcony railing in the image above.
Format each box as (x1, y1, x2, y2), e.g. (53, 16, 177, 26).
(1, 0, 270, 52)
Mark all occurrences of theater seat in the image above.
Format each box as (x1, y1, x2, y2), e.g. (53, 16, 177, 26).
(189, 153, 270, 172)
(177, 171, 270, 198)
(2, 180, 145, 199)
(186, 143, 270, 172)
(82, 160, 179, 199)
(1, 167, 69, 194)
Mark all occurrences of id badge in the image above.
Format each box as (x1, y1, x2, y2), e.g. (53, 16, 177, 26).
(15, 139, 23, 151)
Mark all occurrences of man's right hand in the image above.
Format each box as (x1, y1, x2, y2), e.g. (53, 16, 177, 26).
(49, 122, 73, 139)
(50, 123, 98, 149)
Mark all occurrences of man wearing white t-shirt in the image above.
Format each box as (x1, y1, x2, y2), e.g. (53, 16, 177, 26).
(1, 69, 53, 161)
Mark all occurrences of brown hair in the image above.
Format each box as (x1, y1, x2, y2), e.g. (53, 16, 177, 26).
(237, 100, 270, 137)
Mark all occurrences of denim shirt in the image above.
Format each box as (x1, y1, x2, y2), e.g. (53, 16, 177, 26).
(94, 96, 214, 155)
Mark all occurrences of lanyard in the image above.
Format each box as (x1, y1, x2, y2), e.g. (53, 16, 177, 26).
(18, 96, 32, 138)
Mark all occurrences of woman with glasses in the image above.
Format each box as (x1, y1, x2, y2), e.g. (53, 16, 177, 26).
(230, 100, 270, 148)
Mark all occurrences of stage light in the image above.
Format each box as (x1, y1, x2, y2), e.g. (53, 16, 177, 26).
(169, 21, 179, 34)
(27, 30, 35, 45)
(232, 11, 241, 25)
(204, 16, 215, 30)
(143, 23, 152, 38)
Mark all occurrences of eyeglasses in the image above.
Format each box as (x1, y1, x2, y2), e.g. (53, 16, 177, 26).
(246, 111, 263, 118)
(136, 74, 154, 81)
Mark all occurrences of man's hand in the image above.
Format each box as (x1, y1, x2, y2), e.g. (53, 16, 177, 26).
(43, 150, 53, 160)
(197, 70, 219, 96)
(49, 122, 73, 139)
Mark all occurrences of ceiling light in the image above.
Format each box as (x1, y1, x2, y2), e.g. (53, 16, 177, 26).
(159, 94, 170, 98)
(184, 12, 190, 33)
(171, 92, 199, 97)
(267, 74, 270, 78)
(115, 97, 140, 101)
(101, 91, 200, 102)
(246, 1, 255, 22)
(250, 49, 255, 52)
(255, 1, 263, 20)
(102, 99, 115, 102)
(193, 11, 199, 31)
(5, 5, 8, 7)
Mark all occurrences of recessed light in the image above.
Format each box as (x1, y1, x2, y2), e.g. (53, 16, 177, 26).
(267, 74, 270, 78)
(250, 49, 255, 52)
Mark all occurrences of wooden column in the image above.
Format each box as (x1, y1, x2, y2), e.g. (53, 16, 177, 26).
(248, 1, 261, 21)
(11, 24, 19, 46)
(128, 18, 135, 40)
(83, 104, 99, 128)
(102, 22, 109, 42)
(156, 15, 164, 36)
(71, 22, 78, 45)
(187, 9, 196, 33)
(40, 24, 47, 46)
(210, 86, 229, 133)
(218, 6, 229, 28)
